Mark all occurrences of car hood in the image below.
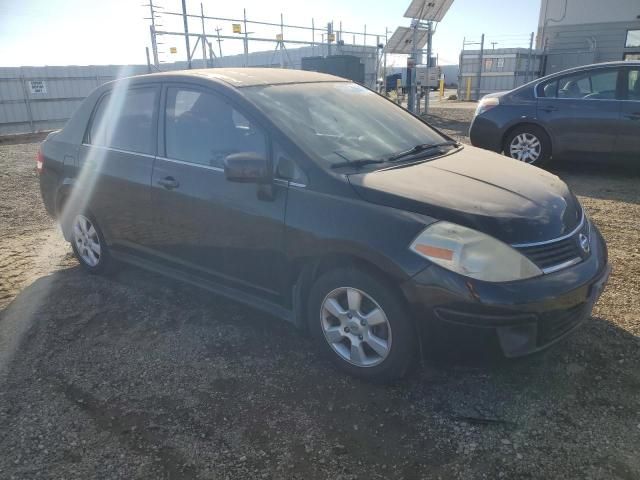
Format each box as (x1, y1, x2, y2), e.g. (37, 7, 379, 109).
(347, 145, 582, 245)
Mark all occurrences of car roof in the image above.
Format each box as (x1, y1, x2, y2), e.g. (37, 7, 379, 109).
(124, 67, 349, 88)
(544, 61, 640, 79)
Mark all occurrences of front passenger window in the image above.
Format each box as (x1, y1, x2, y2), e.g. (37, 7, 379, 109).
(165, 88, 267, 168)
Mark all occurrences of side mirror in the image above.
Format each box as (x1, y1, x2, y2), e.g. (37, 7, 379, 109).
(224, 152, 270, 184)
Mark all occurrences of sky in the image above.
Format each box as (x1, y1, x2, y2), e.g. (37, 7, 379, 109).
(0, 0, 541, 67)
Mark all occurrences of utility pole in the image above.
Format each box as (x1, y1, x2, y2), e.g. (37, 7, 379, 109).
(145, 0, 159, 68)
(327, 22, 333, 56)
(491, 41, 498, 50)
(475, 33, 485, 101)
(408, 19, 418, 113)
(424, 21, 433, 115)
(243, 8, 249, 67)
(383, 28, 388, 91)
(375, 35, 381, 91)
(200, 3, 208, 67)
(149, 25, 159, 68)
(145, 47, 152, 73)
(280, 13, 285, 68)
(181, 0, 192, 69)
(215, 26, 223, 58)
(208, 41, 215, 67)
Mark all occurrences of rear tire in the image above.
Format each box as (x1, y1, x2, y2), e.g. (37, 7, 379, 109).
(503, 125, 551, 167)
(69, 212, 111, 274)
(308, 267, 416, 382)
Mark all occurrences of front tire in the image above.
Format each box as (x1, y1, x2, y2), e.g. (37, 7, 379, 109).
(308, 267, 417, 382)
(504, 125, 551, 166)
(70, 213, 111, 274)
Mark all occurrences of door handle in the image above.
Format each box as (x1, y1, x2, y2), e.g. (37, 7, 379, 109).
(157, 176, 179, 189)
(541, 106, 558, 113)
(625, 112, 640, 121)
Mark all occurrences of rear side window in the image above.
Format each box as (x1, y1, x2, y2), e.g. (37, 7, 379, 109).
(88, 87, 157, 155)
(627, 69, 640, 101)
(164, 87, 267, 168)
(556, 70, 618, 100)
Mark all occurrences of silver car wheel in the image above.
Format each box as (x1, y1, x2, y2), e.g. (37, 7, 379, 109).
(73, 215, 101, 267)
(320, 287, 392, 367)
(509, 132, 541, 163)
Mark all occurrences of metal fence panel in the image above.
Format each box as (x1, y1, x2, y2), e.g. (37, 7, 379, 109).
(1, 49, 379, 136)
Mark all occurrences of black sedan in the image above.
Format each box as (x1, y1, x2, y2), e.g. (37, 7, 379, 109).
(38, 68, 610, 382)
(470, 61, 640, 166)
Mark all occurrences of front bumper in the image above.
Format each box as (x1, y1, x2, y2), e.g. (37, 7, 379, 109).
(469, 115, 504, 153)
(401, 225, 611, 357)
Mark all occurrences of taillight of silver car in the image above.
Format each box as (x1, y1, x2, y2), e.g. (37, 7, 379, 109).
(474, 96, 500, 116)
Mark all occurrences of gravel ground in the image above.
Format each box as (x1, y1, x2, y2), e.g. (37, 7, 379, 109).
(0, 112, 639, 479)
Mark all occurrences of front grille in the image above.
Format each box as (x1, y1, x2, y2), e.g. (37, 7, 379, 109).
(514, 217, 590, 273)
(517, 237, 581, 271)
(537, 303, 589, 346)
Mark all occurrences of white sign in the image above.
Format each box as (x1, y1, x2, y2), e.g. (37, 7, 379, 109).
(29, 80, 47, 94)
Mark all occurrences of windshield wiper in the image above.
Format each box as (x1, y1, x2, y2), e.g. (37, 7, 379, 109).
(330, 158, 386, 169)
(387, 141, 460, 162)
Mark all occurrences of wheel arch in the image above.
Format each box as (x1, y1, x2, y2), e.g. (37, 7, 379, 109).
(54, 180, 102, 242)
(291, 253, 416, 335)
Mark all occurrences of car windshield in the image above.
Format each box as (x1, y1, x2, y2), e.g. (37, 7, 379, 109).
(242, 81, 447, 167)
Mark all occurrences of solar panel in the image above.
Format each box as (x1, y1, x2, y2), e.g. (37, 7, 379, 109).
(384, 26, 429, 54)
(403, 0, 454, 22)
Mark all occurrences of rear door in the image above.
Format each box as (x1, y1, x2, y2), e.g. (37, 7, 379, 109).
(148, 84, 288, 299)
(536, 67, 621, 158)
(616, 66, 640, 160)
(79, 84, 159, 245)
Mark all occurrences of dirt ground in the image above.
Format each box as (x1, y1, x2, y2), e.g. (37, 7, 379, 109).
(0, 110, 639, 480)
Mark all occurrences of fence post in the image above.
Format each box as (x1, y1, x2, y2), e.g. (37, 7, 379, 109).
(19, 74, 35, 133)
(475, 33, 485, 101)
(525, 31, 534, 84)
(200, 3, 208, 67)
(181, 0, 192, 69)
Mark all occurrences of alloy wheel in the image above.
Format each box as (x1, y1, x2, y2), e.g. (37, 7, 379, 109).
(73, 215, 101, 267)
(320, 287, 392, 367)
(509, 132, 541, 163)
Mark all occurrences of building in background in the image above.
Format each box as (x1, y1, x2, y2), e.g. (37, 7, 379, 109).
(457, 48, 543, 101)
(537, 0, 640, 74)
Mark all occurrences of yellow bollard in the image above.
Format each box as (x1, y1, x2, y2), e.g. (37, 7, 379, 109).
(439, 78, 445, 98)
(466, 77, 472, 101)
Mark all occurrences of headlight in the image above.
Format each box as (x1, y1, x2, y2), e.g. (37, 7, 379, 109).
(475, 96, 500, 116)
(409, 222, 542, 282)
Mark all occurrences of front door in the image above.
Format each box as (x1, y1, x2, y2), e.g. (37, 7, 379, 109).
(616, 67, 640, 160)
(148, 85, 288, 299)
(536, 68, 621, 158)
